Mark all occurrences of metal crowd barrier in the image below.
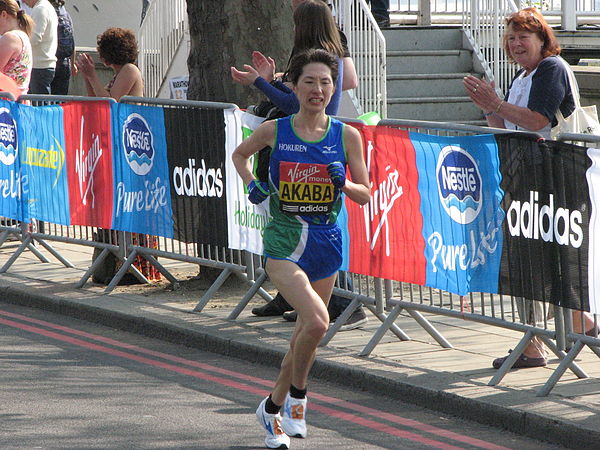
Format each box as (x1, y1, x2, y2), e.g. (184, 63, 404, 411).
(294, 118, 586, 395)
(117, 96, 272, 310)
(536, 132, 600, 396)
(1, 94, 597, 396)
(0, 95, 270, 312)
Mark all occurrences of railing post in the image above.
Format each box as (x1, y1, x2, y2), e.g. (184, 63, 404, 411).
(418, 0, 431, 26)
(562, 1, 577, 31)
(470, 0, 479, 30)
(493, 0, 500, 86)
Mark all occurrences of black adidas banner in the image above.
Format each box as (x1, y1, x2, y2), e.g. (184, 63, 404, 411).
(496, 134, 592, 311)
(164, 107, 228, 246)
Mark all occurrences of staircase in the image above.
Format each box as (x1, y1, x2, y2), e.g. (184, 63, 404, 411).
(383, 27, 485, 125)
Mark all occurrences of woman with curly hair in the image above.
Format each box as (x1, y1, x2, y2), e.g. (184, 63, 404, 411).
(75, 27, 143, 101)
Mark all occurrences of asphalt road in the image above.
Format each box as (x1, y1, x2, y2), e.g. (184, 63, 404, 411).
(0, 302, 565, 449)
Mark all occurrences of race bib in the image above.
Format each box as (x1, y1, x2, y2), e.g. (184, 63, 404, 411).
(279, 161, 334, 215)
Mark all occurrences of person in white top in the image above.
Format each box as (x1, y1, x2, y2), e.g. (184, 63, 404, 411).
(21, 0, 57, 94)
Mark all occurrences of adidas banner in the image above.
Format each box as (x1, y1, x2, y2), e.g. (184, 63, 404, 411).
(164, 106, 228, 246)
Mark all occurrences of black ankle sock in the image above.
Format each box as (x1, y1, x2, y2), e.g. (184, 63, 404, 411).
(265, 394, 281, 414)
(289, 384, 307, 399)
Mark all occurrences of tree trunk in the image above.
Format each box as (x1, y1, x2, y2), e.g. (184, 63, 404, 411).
(186, 0, 294, 107)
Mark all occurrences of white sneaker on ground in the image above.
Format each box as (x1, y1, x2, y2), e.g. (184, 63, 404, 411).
(281, 394, 307, 438)
(256, 397, 290, 449)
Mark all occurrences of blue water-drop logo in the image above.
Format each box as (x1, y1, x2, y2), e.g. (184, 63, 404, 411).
(0, 107, 18, 166)
(122, 113, 154, 176)
(436, 145, 482, 224)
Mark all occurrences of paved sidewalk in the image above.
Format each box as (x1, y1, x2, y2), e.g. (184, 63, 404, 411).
(0, 241, 598, 449)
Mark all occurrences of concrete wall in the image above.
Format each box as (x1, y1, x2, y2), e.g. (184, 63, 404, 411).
(573, 66, 600, 111)
(68, 49, 114, 97)
(157, 28, 190, 99)
(66, 1, 143, 49)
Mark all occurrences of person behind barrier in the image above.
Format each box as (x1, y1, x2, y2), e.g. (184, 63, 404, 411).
(77, 28, 157, 284)
(21, 0, 57, 94)
(463, 7, 598, 368)
(49, 0, 75, 95)
(367, 0, 390, 28)
(232, 0, 367, 330)
(232, 49, 370, 449)
(0, 0, 33, 96)
(231, 0, 349, 116)
(75, 27, 143, 101)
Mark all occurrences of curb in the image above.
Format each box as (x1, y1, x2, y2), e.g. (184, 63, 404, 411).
(0, 285, 597, 449)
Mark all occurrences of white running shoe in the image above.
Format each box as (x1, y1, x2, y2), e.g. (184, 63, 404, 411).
(281, 394, 307, 438)
(256, 397, 290, 449)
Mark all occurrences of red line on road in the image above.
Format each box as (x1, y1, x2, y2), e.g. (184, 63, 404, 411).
(0, 309, 508, 449)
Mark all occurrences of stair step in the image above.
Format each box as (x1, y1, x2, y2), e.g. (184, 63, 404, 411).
(383, 27, 464, 51)
(387, 100, 484, 121)
(387, 76, 474, 97)
(387, 50, 473, 74)
(387, 50, 463, 57)
(388, 96, 473, 104)
(387, 73, 473, 80)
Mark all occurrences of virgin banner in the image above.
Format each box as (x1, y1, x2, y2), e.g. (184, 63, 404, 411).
(63, 100, 114, 228)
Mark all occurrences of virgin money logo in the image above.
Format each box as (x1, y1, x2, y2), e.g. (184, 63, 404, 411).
(75, 116, 103, 207)
(122, 113, 154, 176)
(362, 140, 404, 256)
(0, 107, 18, 166)
(436, 145, 482, 224)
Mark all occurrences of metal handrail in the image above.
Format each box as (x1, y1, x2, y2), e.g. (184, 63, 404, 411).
(137, 0, 187, 98)
(331, 0, 387, 118)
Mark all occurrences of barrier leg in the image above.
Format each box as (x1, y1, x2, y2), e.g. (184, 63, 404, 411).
(233, 269, 272, 302)
(319, 295, 361, 347)
(193, 267, 233, 312)
(360, 304, 406, 356)
(488, 330, 534, 386)
(104, 250, 149, 294)
(227, 269, 268, 320)
(0, 235, 49, 272)
(539, 335, 587, 378)
(537, 340, 587, 397)
(0, 229, 11, 246)
(143, 253, 179, 286)
(75, 248, 111, 288)
(590, 345, 600, 358)
(406, 309, 452, 349)
(33, 238, 74, 268)
(364, 303, 411, 341)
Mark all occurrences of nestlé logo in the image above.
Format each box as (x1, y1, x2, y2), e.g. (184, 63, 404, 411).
(122, 113, 154, 176)
(436, 145, 482, 224)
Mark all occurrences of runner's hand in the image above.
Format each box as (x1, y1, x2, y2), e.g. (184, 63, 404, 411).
(247, 180, 269, 204)
(327, 161, 346, 189)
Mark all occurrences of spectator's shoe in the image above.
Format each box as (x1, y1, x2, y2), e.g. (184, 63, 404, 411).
(492, 350, 547, 369)
(256, 397, 290, 449)
(281, 394, 307, 438)
(282, 310, 297, 322)
(252, 293, 293, 317)
(339, 307, 368, 331)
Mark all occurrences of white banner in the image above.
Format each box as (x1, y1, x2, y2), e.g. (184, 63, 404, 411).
(586, 147, 600, 314)
(224, 109, 269, 254)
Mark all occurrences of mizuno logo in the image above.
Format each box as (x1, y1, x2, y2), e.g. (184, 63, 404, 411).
(323, 144, 336, 153)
